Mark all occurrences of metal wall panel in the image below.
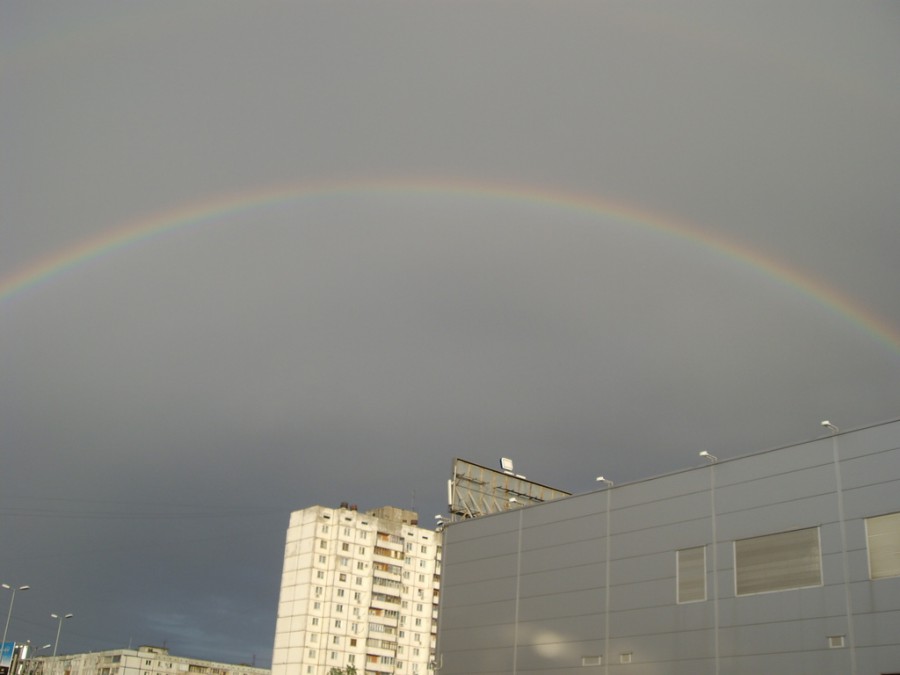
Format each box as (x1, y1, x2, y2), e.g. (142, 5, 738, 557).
(437, 419, 900, 675)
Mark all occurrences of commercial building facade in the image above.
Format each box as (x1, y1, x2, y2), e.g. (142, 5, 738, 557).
(272, 505, 441, 675)
(26, 646, 268, 675)
(437, 419, 900, 675)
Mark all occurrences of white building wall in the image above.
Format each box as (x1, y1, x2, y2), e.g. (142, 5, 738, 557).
(272, 505, 440, 675)
(29, 646, 268, 675)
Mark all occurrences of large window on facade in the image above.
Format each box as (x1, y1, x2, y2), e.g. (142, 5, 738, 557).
(676, 546, 706, 603)
(866, 511, 900, 579)
(734, 527, 821, 595)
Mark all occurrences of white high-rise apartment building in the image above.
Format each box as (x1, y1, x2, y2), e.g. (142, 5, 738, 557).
(272, 504, 441, 675)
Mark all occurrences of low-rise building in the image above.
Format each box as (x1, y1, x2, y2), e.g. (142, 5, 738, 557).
(27, 646, 268, 675)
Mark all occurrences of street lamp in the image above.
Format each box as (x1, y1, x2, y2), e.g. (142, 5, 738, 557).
(596, 477, 613, 675)
(822, 420, 856, 675)
(698, 452, 720, 675)
(50, 614, 73, 656)
(2, 584, 30, 649)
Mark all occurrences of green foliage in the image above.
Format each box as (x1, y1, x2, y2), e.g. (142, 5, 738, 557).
(328, 667, 357, 675)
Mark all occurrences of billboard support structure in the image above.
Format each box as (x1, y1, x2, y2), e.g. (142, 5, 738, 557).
(448, 458, 570, 520)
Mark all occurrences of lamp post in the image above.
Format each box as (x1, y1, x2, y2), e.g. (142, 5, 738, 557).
(2, 584, 30, 649)
(510, 499, 524, 675)
(50, 614, 73, 657)
(699, 452, 720, 675)
(822, 420, 856, 675)
(596, 477, 614, 675)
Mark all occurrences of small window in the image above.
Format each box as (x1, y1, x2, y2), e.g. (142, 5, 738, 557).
(866, 511, 900, 579)
(735, 527, 822, 595)
(677, 546, 706, 603)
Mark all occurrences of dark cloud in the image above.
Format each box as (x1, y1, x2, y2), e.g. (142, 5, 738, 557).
(2, 0, 899, 666)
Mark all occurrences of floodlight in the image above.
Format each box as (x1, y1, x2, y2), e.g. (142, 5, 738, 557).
(821, 420, 839, 434)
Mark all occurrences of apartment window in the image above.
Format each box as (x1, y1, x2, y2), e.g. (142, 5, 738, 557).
(321, 525, 329, 533)
(357, 561, 365, 570)
(339, 573, 347, 582)
(866, 511, 900, 579)
(320, 540, 327, 549)
(336, 604, 344, 612)
(314, 601, 321, 610)
(677, 546, 706, 603)
(317, 570, 325, 579)
(350, 639, 357, 647)
(735, 527, 822, 595)
(344, 527, 351, 536)
(310, 634, 318, 643)
(340, 557, 349, 566)
(359, 546, 366, 555)
(318, 555, 326, 564)
(333, 636, 340, 644)
(312, 617, 319, 626)
(342, 542, 350, 551)
(354, 591, 361, 601)
(335, 619, 342, 628)
(308, 650, 316, 658)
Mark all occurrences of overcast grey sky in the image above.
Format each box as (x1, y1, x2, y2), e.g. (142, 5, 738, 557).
(2, 0, 899, 667)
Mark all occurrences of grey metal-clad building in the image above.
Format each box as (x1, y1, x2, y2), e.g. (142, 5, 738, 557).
(436, 418, 900, 675)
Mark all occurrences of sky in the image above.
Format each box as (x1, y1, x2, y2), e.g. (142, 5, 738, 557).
(1, 0, 899, 667)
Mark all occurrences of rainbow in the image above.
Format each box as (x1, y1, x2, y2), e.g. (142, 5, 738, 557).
(2, 177, 899, 357)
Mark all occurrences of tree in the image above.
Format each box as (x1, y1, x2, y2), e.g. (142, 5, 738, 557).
(328, 667, 357, 675)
